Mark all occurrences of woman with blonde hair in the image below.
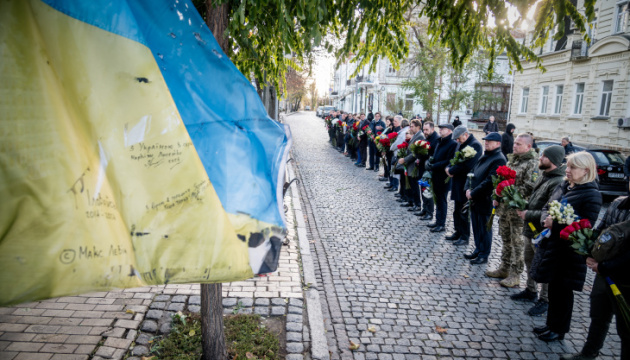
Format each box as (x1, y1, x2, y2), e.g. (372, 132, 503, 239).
(530, 151, 603, 342)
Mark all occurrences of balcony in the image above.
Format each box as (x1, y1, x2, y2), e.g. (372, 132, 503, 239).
(570, 40, 589, 61)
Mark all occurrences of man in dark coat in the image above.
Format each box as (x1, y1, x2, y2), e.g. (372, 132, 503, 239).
(356, 113, 369, 167)
(483, 115, 499, 134)
(452, 116, 462, 128)
(501, 123, 515, 156)
(465, 132, 507, 264)
(425, 124, 457, 232)
(561, 136, 576, 155)
(368, 112, 386, 171)
(513, 145, 566, 317)
(399, 119, 426, 210)
(445, 126, 482, 245)
(416, 121, 440, 220)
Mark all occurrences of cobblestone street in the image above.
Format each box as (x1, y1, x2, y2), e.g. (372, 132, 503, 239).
(286, 112, 622, 360)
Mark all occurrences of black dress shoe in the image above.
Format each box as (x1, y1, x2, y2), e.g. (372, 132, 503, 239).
(401, 203, 414, 207)
(384, 186, 392, 190)
(366, 167, 374, 170)
(413, 211, 424, 216)
(416, 210, 427, 217)
(379, 177, 388, 182)
(445, 233, 461, 240)
(426, 223, 438, 228)
(533, 325, 550, 335)
(470, 257, 488, 264)
(463, 252, 479, 260)
(538, 331, 564, 342)
(430, 226, 445, 233)
(394, 193, 402, 197)
(453, 239, 469, 246)
(407, 206, 419, 212)
(396, 198, 405, 203)
(419, 214, 433, 220)
(387, 188, 398, 192)
(374, 168, 379, 172)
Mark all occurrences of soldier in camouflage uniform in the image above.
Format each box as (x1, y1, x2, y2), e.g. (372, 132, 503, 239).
(486, 133, 538, 288)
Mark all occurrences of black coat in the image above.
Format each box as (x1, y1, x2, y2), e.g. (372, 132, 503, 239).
(447, 135, 483, 202)
(466, 147, 507, 215)
(425, 131, 439, 156)
(530, 180, 603, 290)
(452, 119, 462, 128)
(501, 123, 515, 156)
(483, 121, 499, 134)
(428, 134, 457, 191)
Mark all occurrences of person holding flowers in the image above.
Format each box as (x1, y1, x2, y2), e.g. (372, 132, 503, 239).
(512, 145, 566, 317)
(424, 124, 457, 233)
(486, 134, 538, 288)
(444, 126, 482, 246)
(397, 119, 426, 211)
(532, 151, 602, 342)
(464, 132, 507, 264)
(416, 121, 440, 220)
(561, 180, 630, 360)
(368, 112, 386, 172)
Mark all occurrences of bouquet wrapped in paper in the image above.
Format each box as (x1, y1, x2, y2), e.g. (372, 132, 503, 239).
(407, 140, 431, 177)
(532, 197, 576, 246)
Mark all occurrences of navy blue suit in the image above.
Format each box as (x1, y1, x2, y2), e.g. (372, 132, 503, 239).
(427, 134, 457, 226)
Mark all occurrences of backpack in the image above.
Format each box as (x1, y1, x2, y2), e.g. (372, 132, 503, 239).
(591, 219, 630, 263)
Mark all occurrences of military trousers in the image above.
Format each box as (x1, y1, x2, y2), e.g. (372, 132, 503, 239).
(498, 211, 525, 274)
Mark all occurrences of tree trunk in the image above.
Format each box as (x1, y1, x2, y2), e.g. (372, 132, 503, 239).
(201, 283, 227, 360)
(205, 1, 230, 54)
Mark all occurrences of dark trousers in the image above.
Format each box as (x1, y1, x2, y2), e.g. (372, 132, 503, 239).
(453, 200, 470, 239)
(408, 176, 421, 206)
(383, 155, 390, 178)
(359, 140, 368, 165)
(375, 151, 381, 170)
(471, 209, 492, 258)
(546, 280, 574, 334)
(422, 193, 434, 215)
(434, 187, 449, 226)
(400, 176, 410, 201)
(582, 275, 630, 358)
(368, 142, 377, 168)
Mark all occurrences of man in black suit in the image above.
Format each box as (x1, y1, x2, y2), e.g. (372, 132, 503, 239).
(464, 132, 507, 264)
(425, 124, 457, 233)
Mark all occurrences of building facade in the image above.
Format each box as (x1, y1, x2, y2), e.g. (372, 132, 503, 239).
(509, 0, 630, 152)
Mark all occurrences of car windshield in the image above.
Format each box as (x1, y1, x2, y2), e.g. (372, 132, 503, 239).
(590, 151, 625, 166)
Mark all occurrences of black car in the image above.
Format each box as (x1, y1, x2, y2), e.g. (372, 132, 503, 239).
(535, 141, 627, 197)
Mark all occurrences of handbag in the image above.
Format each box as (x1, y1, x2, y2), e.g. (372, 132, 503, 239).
(394, 162, 405, 175)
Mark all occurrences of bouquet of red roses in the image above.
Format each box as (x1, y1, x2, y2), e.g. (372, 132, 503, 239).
(397, 142, 410, 189)
(561, 219, 596, 256)
(495, 178, 528, 210)
(376, 137, 391, 153)
(407, 140, 430, 177)
(487, 165, 517, 230)
(358, 124, 369, 137)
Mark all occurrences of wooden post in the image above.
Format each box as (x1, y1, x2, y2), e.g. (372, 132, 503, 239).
(200, 283, 227, 360)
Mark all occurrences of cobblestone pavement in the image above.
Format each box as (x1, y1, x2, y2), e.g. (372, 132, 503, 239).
(286, 111, 621, 360)
(0, 192, 308, 360)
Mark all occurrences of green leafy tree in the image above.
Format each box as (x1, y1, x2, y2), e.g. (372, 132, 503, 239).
(193, 0, 595, 98)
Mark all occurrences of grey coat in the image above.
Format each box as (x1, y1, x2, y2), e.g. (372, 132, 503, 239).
(402, 131, 426, 177)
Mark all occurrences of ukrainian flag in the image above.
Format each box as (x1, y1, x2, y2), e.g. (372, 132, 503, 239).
(0, 0, 291, 306)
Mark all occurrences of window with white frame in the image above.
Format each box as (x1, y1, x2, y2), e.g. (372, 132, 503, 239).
(599, 80, 614, 116)
(388, 62, 396, 75)
(554, 85, 564, 114)
(540, 86, 549, 113)
(520, 87, 529, 113)
(615, 2, 628, 33)
(573, 83, 585, 115)
(548, 28, 555, 52)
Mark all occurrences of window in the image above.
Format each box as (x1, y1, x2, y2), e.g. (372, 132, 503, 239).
(599, 80, 614, 116)
(405, 94, 414, 111)
(615, 2, 628, 33)
(520, 87, 529, 113)
(573, 83, 585, 114)
(388, 63, 396, 75)
(387, 93, 396, 104)
(554, 85, 564, 114)
(540, 86, 549, 113)
(548, 28, 555, 52)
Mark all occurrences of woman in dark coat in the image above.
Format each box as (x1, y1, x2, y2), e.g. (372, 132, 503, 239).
(452, 116, 462, 128)
(531, 151, 603, 342)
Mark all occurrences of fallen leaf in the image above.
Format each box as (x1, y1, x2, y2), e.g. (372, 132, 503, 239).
(349, 341, 360, 350)
(189, 329, 196, 336)
(367, 326, 377, 333)
(141, 357, 156, 360)
(463, 274, 470, 278)
(246, 352, 254, 359)
(435, 326, 447, 334)
(347, 277, 352, 280)
(125, 309, 136, 314)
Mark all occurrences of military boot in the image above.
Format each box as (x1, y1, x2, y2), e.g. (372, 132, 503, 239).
(500, 274, 520, 288)
(485, 266, 509, 279)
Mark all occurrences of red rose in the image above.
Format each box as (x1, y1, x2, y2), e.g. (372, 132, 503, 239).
(377, 131, 382, 135)
(510, 170, 517, 178)
(572, 221, 581, 231)
(560, 227, 572, 240)
(388, 132, 398, 140)
(579, 219, 591, 229)
(508, 178, 516, 186)
(362, 125, 369, 130)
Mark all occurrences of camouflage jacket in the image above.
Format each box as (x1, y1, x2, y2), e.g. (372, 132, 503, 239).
(496, 149, 538, 217)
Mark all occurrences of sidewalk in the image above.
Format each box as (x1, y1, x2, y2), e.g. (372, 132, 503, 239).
(0, 183, 323, 360)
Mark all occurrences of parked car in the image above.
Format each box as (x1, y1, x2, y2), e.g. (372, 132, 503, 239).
(536, 141, 627, 197)
(305, 105, 310, 110)
(316, 106, 324, 117)
(319, 106, 336, 118)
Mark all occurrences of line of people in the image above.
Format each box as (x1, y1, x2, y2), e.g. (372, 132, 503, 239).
(324, 111, 629, 359)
